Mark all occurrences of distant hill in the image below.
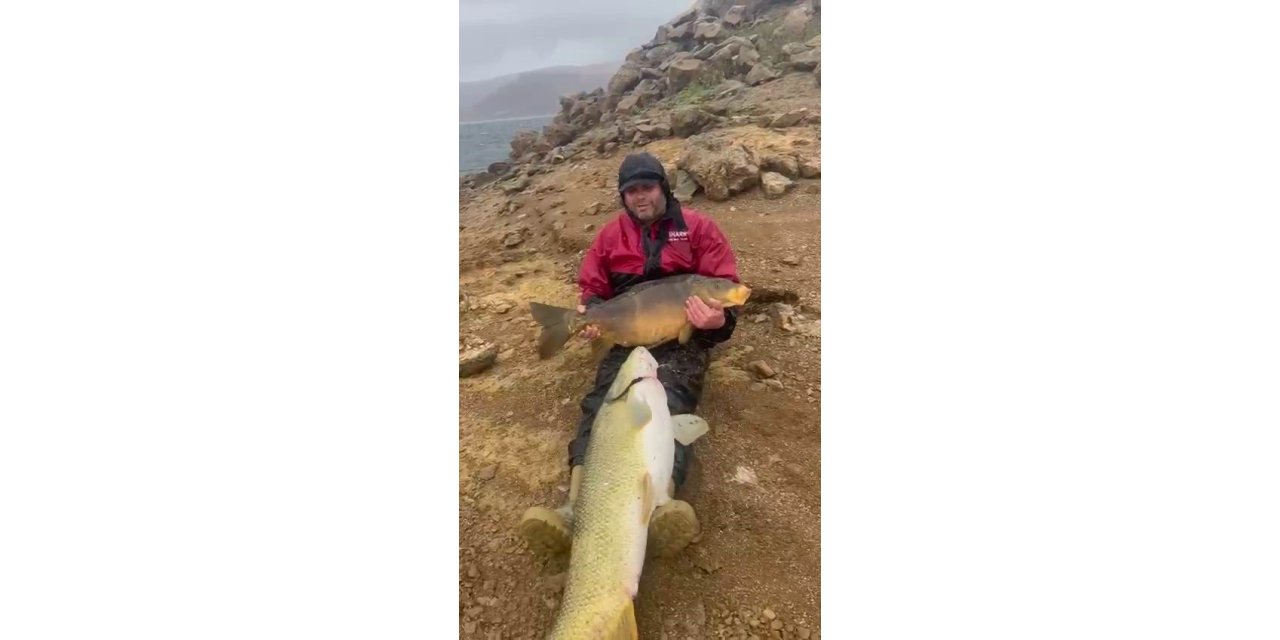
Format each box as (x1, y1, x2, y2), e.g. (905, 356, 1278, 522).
(460, 63, 618, 123)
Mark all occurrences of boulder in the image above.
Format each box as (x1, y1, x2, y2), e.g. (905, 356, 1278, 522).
(615, 94, 641, 115)
(736, 45, 761, 70)
(814, 61, 821, 86)
(644, 43, 680, 66)
(607, 64, 643, 96)
(486, 161, 512, 175)
(798, 154, 821, 178)
(694, 20, 725, 41)
(679, 137, 760, 201)
(509, 130, 540, 160)
(666, 58, 705, 93)
(723, 4, 747, 26)
(781, 42, 809, 57)
(760, 171, 793, 198)
(770, 108, 809, 128)
(759, 153, 800, 178)
(640, 67, 664, 81)
(773, 6, 813, 42)
(636, 123, 672, 139)
(790, 47, 821, 71)
(659, 51, 694, 71)
(745, 62, 780, 85)
(667, 22, 691, 40)
(674, 170, 699, 201)
(671, 106, 714, 137)
(693, 43, 718, 60)
(542, 122, 578, 147)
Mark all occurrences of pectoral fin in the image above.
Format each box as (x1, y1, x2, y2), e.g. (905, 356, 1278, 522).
(627, 393, 653, 428)
(677, 322, 694, 345)
(672, 414, 710, 445)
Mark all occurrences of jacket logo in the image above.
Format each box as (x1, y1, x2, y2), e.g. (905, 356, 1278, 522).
(668, 230, 690, 242)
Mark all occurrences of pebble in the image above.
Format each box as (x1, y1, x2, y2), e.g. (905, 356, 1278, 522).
(477, 465, 497, 481)
(764, 379, 784, 391)
(797, 628, 812, 639)
(468, 565, 479, 578)
(782, 255, 800, 266)
(464, 621, 477, 634)
(747, 360, 776, 379)
(772, 620, 784, 630)
(750, 382, 767, 392)
(763, 609, 777, 620)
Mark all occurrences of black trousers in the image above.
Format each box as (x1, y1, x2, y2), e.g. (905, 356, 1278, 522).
(567, 341, 710, 491)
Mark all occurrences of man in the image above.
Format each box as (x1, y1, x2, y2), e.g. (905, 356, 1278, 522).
(518, 151, 742, 560)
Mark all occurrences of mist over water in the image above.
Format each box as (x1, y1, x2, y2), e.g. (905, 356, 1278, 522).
(459, 115, 553, 174)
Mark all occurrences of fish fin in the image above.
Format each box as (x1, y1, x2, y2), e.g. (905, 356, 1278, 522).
(605, 599, 638, 640)
(677, 322, 694, 345)
(672, 414, 710, 446)
(590, 337, 614, 363)
(529, 302, 578, 359)
(640, 473, 654, 526)
(626, 393, 652, 428)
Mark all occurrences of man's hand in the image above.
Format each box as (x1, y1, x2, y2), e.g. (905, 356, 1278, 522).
(685, 296, 725, 330)
(577, 304, 601, 340)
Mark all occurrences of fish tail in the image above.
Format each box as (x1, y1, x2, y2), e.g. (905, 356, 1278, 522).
(529, 302, 580, 359)
(608, 599, 638, 640)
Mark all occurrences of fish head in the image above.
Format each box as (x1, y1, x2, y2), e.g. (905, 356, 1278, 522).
(604, 347, 660, 402)
(695, 277, 753, 307)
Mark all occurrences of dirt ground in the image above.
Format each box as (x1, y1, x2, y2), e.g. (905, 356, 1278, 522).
(458, 76, 822, 640)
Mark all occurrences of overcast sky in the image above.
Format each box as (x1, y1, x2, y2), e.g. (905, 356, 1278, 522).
(460, 0, 696, 83)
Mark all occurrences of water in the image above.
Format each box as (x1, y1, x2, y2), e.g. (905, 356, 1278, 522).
(459, 115, 553, 174)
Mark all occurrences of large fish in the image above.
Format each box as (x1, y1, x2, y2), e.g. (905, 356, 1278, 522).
(547, 346, 710, 639)
(529, 274, 752, 359)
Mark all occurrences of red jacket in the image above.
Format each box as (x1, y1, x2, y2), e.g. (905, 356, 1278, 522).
(578, 204, 741, 346)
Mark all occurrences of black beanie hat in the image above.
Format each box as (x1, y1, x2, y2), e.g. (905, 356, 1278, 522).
(617, 152, 669, 194)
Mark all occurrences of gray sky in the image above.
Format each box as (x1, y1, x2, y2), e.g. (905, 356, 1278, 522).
(459, 0, 696, 83)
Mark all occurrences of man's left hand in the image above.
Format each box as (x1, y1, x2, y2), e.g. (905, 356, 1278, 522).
(685, 296, 725, 330)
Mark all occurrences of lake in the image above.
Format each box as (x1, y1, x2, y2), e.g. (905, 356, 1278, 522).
(459, 115, 553, 175)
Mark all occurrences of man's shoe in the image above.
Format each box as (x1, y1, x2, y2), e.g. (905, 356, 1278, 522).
(517, 466, 583, 559)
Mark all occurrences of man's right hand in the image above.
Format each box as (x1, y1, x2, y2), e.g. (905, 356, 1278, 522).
(577, 305, 600, 340)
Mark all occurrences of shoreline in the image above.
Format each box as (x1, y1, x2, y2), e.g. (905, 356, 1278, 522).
(459, 113, 555, 126)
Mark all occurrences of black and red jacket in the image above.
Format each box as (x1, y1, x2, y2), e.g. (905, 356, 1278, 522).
(578, 198, 741, 347)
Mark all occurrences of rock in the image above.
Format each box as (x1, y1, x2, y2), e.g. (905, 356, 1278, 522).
(760, 171, 793, 198)
(674, 169, 699, 201)
(659, 51, 694, 71)
(459, 345, 498, 377)
(583, 201, 603, 216)
(750, 382, 767, 392)
(666, 58, 705, 92)
(747, 360, 776, 378)
(542, 122, 578, 147)
(771, 620, 784, 630)
(583, 223, 595, 231)
(732, 466, 758, 484)
(736, 45, 761, 69)
(608, 64, 643, 96)
(671, 106, 714, 137)
(814, 61, 821, 86)
(763, 609, 777, 620)
(745, 62, 780, 85)
(723, 4, 747, 25)
(502, 176, 530, 195)
(806, 34, 822, 48)
(764, 379, 785, 391)
(477, 465, 497, 481)
(771, 108, 809, 128)
(768, 302, 797, 331)
(644, 43, 680, 66)
(509, 130, 540, 160)
(790, 47, 821, 71)
(486, 161, 512, 175)
(636, 122, 672, 138)
(693, 43, 718, 61)
(759, 153, 800, 178)
(633, 78, 665, 105)
(782, 255, 801, 266)
(679, 137, 760, 201)
(667, 21, 691, 40)
(797, 628, 812, 639)
(798, 154, 821, 178)
(773, 6, 813, 42)
(551, 220, 566, 233)
(501, 230, 524, 248)
(615, 94, 641, 115)
(640, 66, 664, 81)
(694, 20, 725, 41)
(464, 621, 477, 634)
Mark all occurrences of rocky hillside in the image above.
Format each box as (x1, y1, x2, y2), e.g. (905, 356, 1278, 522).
(458, 2, 823, 639)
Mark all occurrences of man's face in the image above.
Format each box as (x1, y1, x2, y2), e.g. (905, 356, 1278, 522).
(623, 182, 666, 222)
